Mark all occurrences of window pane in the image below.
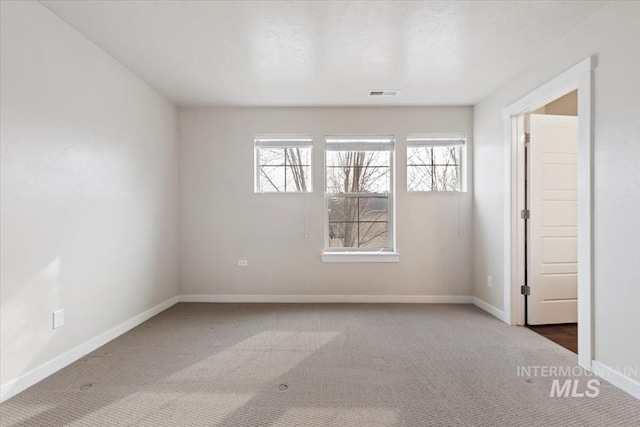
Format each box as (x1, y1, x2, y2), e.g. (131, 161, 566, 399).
(407, 146, 429, 166)
(364, 150, 390, 167)
(433, 165, 460, 191)
(326, 150, 389, 194)
(328, 223, 343, 248)
(259, 165, 285, 192)
(328, 196, 358, 222)
(407, 165, 434, 192)
(328, 222, 358, 248)
(358, 222, 388, 248)
(326, 150, 389, 167)
(284, 146, 311, 166)
(325, 142, 393, 251)
(285, 165, 311, 192)
(328, 195, 389, 249)
(258, 145, 312, 192)
(259, 147, 285, 166)
(407, 145, 460, 192)
(328, 221, 388, 249)
(359, 197, 388, 221)
(433, 146, 459, 166)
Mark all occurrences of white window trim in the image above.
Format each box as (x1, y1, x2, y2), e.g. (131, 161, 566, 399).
(322, 135, 396, 258)
(321, 252, 400, 263)
(254, 135, 313, 193)
(407, 133, 466, 146)
(406, 133, 467, 193)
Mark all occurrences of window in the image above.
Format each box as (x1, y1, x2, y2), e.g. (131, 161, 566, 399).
(407, 133, 466, 192)
(255, 135, 312, 192)
(325, 135, 395, 252)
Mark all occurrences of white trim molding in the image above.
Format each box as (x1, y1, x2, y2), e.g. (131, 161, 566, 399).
(0, 296, 181, 403)
(180, 294, 471, 304)
(592, 361, 640, 400)
(472, 297, 508, 323)
(501, 56, 595, 370)
(500, 57, 594, 119)
(321, 252, 400, 263)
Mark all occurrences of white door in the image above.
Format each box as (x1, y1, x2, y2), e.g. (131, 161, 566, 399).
(527, 114, 578, 325)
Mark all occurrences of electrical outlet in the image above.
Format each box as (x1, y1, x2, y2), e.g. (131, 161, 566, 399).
(487, 275, 493, 287)
(53, 309, 64, 329)
(237, 260, 248, 267)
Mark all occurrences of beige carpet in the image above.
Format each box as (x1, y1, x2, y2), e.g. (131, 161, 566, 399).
(1, 303, 639, 426)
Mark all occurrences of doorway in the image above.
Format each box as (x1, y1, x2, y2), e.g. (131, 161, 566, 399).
(519, 93, 579, 352)
(501, 57, 594, 369)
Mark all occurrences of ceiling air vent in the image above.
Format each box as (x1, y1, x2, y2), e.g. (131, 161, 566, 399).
(369, 90, 400, 97)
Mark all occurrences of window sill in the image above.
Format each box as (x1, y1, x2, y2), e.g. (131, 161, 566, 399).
(321, 252, 400, 263)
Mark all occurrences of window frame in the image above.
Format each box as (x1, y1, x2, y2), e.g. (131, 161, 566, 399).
(406, 133, 467, 193)
(254, 134, 313, 193)
(323, 135, 396, 255)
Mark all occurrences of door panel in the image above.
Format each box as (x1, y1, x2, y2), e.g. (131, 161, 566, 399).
(541, 164, 578, 190)
(541, 127, 578, 153)
(542, 275, 577, 300)
(542, 201, 577, 226)
(542, 237, 577, 263)
(528, 114, 578, 325)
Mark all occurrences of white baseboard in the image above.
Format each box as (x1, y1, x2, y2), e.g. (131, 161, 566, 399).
(180, 294, 473, 304)
(0, 296, 180, 403)
(472, 297, 508, 323)
(592, 361, 640, 400)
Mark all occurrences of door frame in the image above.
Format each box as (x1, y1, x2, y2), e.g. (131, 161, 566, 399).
(501, 56, 594, 370)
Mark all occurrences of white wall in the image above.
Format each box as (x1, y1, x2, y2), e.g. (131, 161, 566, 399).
(473, 1, 640, 380)
(179, 107, 472, 298)
(0, 1, 178, 394)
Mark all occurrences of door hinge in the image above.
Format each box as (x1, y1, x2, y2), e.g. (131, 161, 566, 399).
(521, 132, 530, 144)
(521, 285, 531, 296)
(520, 209, 530, 219)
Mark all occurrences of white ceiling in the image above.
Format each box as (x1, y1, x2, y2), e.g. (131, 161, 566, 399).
(40, 1, 605, 107)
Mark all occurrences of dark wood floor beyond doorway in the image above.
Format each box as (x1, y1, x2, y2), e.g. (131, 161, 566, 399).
(526, 323, 578, 354)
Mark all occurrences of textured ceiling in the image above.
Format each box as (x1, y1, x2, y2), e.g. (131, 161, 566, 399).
(40, 1, 606, 107)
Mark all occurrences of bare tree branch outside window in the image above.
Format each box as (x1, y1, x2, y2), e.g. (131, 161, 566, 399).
(285, 148, 308, 192)
(407, 146, 460, 192)
(258, 145, 311, 192)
